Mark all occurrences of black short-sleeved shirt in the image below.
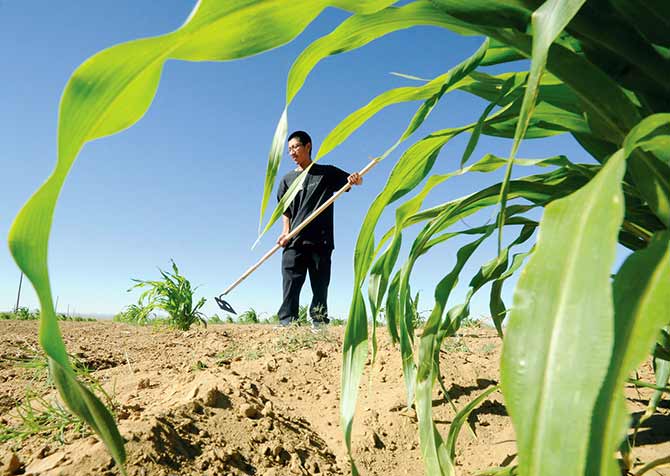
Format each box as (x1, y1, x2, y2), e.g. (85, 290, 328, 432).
(277, 163, 350, 250)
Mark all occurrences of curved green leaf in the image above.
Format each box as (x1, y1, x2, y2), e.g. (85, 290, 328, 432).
(500, 151, 626, 476)
(494, 0, 587, 251)
(461, 74, 526, 168)
(587, 230, 670, 476)
(416, 235, 489, 475)
(286, 1, 471, 105)
(611, 0, 670, 48)
(490, 247, 534, 337)
(446, 385, 499, 459)
(642, 327, 670, 423)
(8, 0, 400, 468)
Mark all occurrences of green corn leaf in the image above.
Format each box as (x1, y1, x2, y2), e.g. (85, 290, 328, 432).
(316, 42, 487, 161)
(427, 0, 530, 31)
(611, 0, 670, 48)
(430, 3, 641, 140)
(489, 248, 534, 337)
(340, 289, 368, 476)
(481, 38, 526, 66)
(460, 74, 526, 168)
(397, 221, 509, 406)
(50, 361, 126, 469)
(425, 216, 537, 251)
(483, 31, 668, 230)
(256, 162, 312, 243)
(286, 1, 472, 105)
(440, 223, 536, 338)
(8, 0, 400, 467)
(342, 40, 503, 303)
(622, 114, 670, 226)
(455, 71, 594, 141)
(416, 235, 489, 475)
(398, 260, 419, 406)
(570, 5, 670, 101)
(174, 1, 376, 61)
(370, 98, 573, 249)
(395, 210, 533, 409)
(641, 327, 670, 424)
(446, 385, 499, 460)
(385, 271, 403, 343)
(390, 39, 489, 152)
(368, 237, 402, 358)
(429, 2, 664, 227)
(476, 467, 519, 476)
(495, 0, 588, 252)
(586, 230, 670, 476)
(259, 108, 289, 234)
(341, 110, 474, 472)
(367, 151, 548, 337)
(500, 150, 626, 476)
(403, 171, 587, 234)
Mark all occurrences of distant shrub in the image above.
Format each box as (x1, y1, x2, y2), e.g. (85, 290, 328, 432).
(0, 307, 39, 321)
(208, 314, 223, 324)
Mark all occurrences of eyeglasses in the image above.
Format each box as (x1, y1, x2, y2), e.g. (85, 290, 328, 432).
(288, 144, 303, 152)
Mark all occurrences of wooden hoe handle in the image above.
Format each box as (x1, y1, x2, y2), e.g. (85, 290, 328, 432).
(222, 158, 380, 295)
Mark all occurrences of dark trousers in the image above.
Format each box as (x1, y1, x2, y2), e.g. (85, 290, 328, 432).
(278, 245, 332, 324)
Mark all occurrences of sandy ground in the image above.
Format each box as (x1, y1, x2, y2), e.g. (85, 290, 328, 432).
(0, 320, 668, 476)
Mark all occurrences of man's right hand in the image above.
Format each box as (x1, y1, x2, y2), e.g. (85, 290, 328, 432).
(277, 233, 290, 247)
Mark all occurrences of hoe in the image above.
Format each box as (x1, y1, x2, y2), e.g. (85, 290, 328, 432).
(215, 157, 379, 314)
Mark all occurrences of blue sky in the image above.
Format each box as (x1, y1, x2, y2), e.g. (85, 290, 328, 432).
(1, 1, 592, 321)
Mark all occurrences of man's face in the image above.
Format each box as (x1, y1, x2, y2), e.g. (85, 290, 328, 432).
(288, 137, 311, 169)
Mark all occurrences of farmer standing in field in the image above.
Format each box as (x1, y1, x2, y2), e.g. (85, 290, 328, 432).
(276, 130, 362, 328)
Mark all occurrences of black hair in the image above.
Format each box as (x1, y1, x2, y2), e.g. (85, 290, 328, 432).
(288, 130, 312, 150)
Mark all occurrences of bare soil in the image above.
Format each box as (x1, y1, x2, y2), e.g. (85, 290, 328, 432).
(0, 321, 668, 476)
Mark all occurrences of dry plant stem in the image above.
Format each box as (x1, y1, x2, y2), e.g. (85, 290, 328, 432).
(124, 351, 135, 375)
(634, 455, 670, 476)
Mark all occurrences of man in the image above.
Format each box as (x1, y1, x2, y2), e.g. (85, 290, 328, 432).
(276, 130, 362, 327)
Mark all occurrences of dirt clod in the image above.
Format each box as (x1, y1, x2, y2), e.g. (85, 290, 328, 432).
(203, 387, 228, 408)
(368, 430, 385, 449)
(239, 402, 261, 419)
(262, 400, 274, 417)
(24, 451, 66, 474)
(1, 451, 21, 476)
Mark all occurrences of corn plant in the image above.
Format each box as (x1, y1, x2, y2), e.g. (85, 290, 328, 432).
(13, 307, 39, 320)
(129, 260, 207, 331)
(113, 303, 153, 326)
(238, 307, 261, 324)
(7, 1, 670, 475)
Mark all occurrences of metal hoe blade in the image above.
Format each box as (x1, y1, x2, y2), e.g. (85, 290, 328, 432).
(215, 294, 236, 314)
